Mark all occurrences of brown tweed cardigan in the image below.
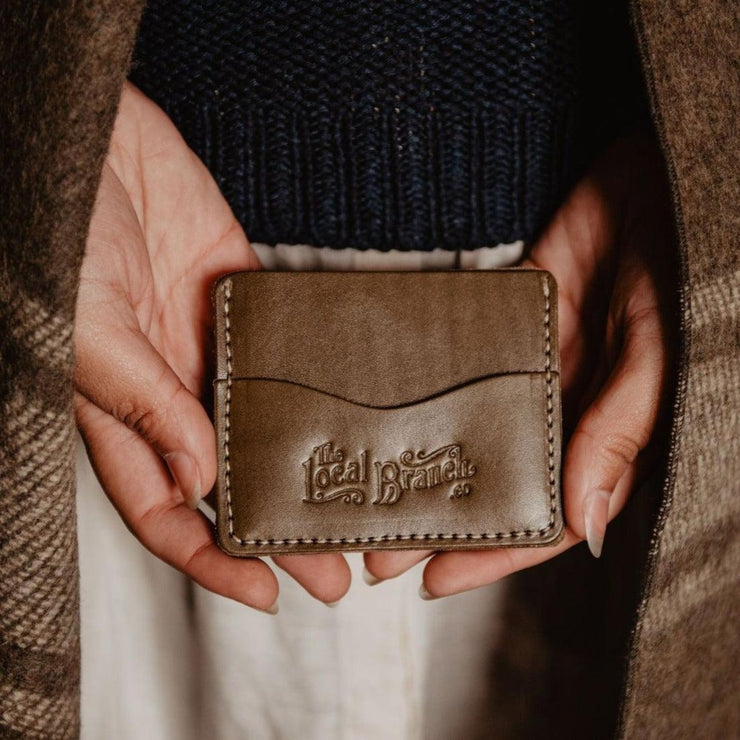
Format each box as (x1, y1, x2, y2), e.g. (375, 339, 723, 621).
(0, 1, 737, 737)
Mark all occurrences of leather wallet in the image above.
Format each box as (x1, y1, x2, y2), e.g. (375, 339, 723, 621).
(212, 270, 564, 556)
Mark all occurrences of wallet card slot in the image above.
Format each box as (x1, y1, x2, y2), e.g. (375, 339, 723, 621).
(215, 372, 562, 553)
(218, 371, 557, 410)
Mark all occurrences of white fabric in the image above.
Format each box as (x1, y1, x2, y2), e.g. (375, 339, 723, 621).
(253, 241, 523, 271)
(78, 242, 523, 740)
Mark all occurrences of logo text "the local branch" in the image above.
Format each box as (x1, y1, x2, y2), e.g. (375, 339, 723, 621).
(302, 441, 476, 505)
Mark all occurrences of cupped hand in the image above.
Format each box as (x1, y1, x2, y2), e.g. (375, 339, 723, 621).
(364, 133, 676, 598)
(74, 82, 350, 611)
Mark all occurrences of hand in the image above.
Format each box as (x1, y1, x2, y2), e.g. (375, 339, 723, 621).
(74, 82, 350, 611)
(364, 133, 676, 597)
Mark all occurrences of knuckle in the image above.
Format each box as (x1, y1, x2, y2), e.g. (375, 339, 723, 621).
(183, 539, 214, 574)
(113, 377, 188, 445)
(167, 380, 191, 413)
(597, 430, 641, 475)
(116, 400, 162, 442)
(573, 424, 644, 487)
(624, 303, 664, 344)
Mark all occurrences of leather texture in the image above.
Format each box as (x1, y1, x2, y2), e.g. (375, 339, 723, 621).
(213, 270, 564, 555)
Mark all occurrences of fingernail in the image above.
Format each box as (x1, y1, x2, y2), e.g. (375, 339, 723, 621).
(362, 566, 383, 586)
(259, 599, 279, 616)
(584, 489, 611, 558)
(324, 599, 341, 608)
(419, 583, 438, 601)
(164, 452, 202, 510)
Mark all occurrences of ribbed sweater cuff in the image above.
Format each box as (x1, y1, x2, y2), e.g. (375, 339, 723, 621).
(164, 98, 579, 251)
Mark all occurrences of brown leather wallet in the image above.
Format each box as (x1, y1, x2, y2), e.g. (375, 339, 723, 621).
(212, 270, 564, 556)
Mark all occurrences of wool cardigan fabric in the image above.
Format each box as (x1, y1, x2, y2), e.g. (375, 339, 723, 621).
(0, 2, 145, 737)
(0, 2, 738, 738)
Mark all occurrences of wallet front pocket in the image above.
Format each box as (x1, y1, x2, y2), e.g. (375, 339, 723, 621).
(213, 270, 564, 555)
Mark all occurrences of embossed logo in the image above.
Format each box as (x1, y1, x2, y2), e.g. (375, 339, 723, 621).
(302, 441, 476, 505)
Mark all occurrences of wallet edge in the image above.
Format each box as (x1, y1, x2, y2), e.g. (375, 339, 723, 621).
(213, 269, 565, 556)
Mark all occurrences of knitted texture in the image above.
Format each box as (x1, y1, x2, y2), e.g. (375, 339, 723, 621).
(130, 0, 643, 251)
(621, 1, 740, 735)
(0, 2, 144, 737)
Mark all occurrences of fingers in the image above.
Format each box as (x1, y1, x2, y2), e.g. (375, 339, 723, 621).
(141, 500, 279, 613)
(563, 264, 667, 557)
(417, 446, 635, 598)
(77, 393, 347, 609)
(76, 395, 279, 612)
(365, 262, 667, 597)
(420, 532, 580, 599)
(77, 161, 214, 510)
(521, 140, 643, 395)
(272, 554, 352, 605)
(75, 320, 216, 510)
(362, 549, 433, 584)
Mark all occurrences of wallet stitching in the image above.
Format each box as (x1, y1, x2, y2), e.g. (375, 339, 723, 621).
(223, 280, 235, 540)
(222, 276, 558, 547)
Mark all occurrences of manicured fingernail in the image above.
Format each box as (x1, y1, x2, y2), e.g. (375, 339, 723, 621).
(324, 599, 341, 608)
(419, 583, 437, 601)
(362, 566, 383, 586)
(260, 599, 279, 615)
(584, 489, 610, 558)
(164, 452, 202, 510)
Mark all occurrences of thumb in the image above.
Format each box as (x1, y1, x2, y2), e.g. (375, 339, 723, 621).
(563, 273, 667, 557)
(74, 321, 216, 509)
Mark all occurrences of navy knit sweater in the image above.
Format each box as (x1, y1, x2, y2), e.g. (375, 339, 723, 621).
(130, 1, 644, 252)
